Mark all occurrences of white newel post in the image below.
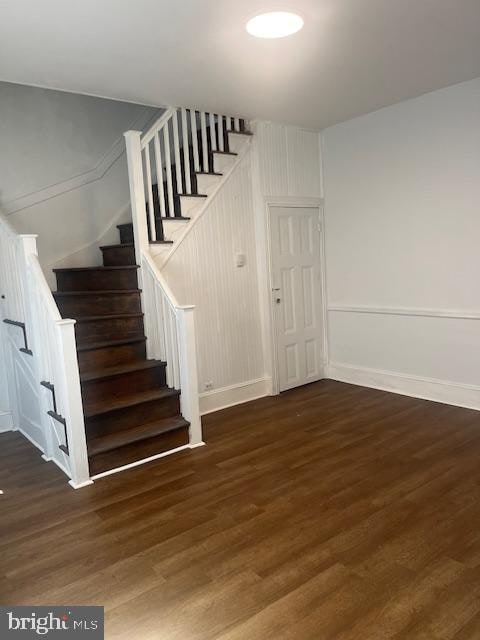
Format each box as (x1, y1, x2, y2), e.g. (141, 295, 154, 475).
(124, 130, 154, 357)
(57, 320, 92, 488)
(177, 307, 204, 447)
(124, 131, 149, 261)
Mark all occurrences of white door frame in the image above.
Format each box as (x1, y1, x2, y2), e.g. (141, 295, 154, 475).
(265, 196, 328, 395)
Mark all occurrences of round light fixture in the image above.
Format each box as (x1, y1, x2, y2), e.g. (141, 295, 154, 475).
(246, 11, 304, 39)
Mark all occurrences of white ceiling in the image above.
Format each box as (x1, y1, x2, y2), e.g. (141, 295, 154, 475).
(1, 0, 480, 130)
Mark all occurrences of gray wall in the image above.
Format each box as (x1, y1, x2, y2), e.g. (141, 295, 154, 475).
(0, 82, 160, 284)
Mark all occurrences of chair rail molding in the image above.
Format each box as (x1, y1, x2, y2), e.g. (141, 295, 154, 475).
(4, 109, 163, 215)
(328, 304, 480, 320)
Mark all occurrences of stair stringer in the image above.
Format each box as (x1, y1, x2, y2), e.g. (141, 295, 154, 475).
(150, 135, 253, 269)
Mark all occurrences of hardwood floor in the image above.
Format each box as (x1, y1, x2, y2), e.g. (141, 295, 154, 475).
(2, 380, 480, 639)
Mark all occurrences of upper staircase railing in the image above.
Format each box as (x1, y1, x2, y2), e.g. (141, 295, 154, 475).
(0, 212, 90, 488)
(128, 107, 247, 242)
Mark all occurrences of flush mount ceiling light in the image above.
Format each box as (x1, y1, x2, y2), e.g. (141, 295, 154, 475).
(246, 11, 304, 39)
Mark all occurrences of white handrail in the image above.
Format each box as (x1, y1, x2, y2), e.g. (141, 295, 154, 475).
(141, 107, 176, 149)
(0, 211, 91, 488)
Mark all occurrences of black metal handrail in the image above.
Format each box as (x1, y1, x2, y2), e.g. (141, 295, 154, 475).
(3, 318, 33, 355)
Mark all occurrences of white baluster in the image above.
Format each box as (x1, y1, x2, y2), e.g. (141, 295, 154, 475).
(173, 110, 182, 194)
(218, 115, 224, 152)
(226, 116, 232, 132)
(181, 108, 192, 194)
(190, 109, 200, 174)
(209, 112, 217, 152)
(163, 123, 175, 217)
(124, 130, 149, 257)
(153, 132, 166, 219)
(144, 143, 156, 242)
(200, 112, 209, 173)
(234, 117, 240, 132)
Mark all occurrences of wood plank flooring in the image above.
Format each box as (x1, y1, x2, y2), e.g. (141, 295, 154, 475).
(2, 380, 480, 639)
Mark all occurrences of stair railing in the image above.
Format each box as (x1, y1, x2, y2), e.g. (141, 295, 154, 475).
(125, 114, 204, 447)
(127, 107, 246, 241)
(125, 107, 247, 447)
(0, 212, 91, 488)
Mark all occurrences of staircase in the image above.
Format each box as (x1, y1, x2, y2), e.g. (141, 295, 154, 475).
(52, 222, 189, 476)
(50, 108, 252, 480)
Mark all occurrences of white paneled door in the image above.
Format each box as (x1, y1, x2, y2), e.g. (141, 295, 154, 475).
(270, 206, 325, 392)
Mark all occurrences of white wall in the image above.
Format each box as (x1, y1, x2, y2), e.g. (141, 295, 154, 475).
(1, 82, 159, 285)
(322, 77, 480, 409)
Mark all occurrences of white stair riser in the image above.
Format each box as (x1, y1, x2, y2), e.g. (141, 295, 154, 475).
(227, 132, 249, 154)
(179, 196, 206, 217)
(213, 153, 237, 174)
(196, 173, 222, 195)
(162, 219, 190, 241)
(150, 243, 171, 260)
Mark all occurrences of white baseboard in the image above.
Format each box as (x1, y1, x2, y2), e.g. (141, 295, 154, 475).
(17, 425, 46, 453)
(199, 377, 272, 415)
(327, 362, 480, 412)
(0, 411, 13, 432)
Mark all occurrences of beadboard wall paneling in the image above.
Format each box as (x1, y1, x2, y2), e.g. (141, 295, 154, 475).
(0, 321, 12, 431)
(255, 121, 322, 197)
(161, 152, 265, 396)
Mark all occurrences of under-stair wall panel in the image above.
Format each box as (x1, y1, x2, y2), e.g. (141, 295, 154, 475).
(2, 324, 45, 448)
(0, 322, 13, 432)
(161, 152, 266, 412)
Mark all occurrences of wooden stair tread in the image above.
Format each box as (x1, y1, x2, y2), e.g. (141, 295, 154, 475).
(178, 193, 207, 199)
(150, 240, 174, 245)
(87, 416, 189, 457)
(226, 130, 253, 136)
(159, 216, 190, 221)
(99, 243, 134, 250)
(75, 313, 143, 322)
(53, 265, 138, 273)
(76, 336, 146, 353)
(80, 359, 165, 382)
(212, 150, 237, 156)
(54, 289, 141, 296)
(195, 171, 223, 176)
(84, 387, 180, 418)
